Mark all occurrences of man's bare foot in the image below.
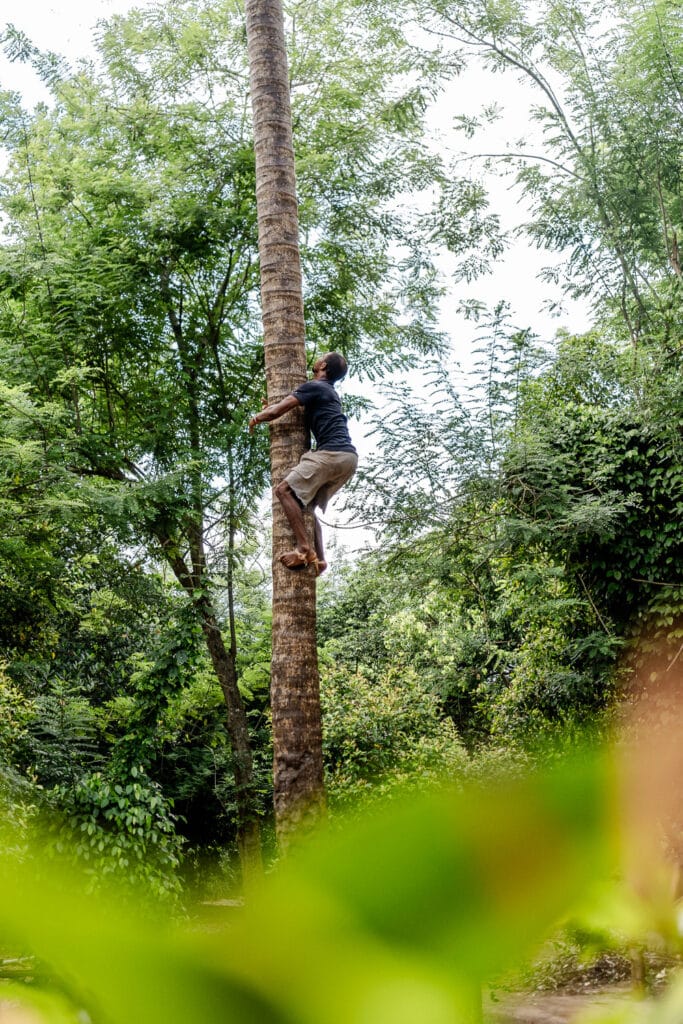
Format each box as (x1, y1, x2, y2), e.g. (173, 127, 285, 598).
(280, 548, 318, 571)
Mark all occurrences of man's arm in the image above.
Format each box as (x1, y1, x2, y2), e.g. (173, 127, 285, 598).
(248, 393, 301, 433)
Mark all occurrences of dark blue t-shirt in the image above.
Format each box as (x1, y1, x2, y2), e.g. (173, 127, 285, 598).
(292, 379, 356, 453)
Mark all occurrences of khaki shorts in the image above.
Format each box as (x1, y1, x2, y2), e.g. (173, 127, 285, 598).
(285, 450, 358, 512)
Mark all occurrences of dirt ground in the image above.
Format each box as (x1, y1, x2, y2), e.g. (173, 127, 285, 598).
(487, 983, 645, 1023)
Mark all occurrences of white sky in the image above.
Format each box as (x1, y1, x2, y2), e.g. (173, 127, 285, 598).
(1, 0, 133, 60)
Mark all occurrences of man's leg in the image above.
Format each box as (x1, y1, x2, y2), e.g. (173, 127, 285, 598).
(274, 480, 316, 564)
(313, 513, 327, 575)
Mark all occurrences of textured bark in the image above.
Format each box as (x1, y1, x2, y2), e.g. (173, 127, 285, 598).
(244, 0, 325, 845)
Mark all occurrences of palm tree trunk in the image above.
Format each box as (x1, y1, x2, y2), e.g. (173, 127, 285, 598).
(244, 0, 325, 846)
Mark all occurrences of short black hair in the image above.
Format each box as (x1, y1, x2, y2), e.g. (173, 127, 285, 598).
(323, 352, 348, 383)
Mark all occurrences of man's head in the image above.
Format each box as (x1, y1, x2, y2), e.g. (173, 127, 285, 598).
(314, 352, 348, 383)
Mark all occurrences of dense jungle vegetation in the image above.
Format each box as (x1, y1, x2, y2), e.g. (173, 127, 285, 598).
(1, 3, 683, 1016)
(1, 0, 682, 891)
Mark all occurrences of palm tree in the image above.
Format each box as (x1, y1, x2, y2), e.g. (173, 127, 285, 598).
(244, 0, 325, 845)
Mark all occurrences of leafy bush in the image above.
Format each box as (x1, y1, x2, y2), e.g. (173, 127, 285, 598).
(47, 767, 184, 906)
(320, 661, 469, 809)
(0, 664, 39, 854)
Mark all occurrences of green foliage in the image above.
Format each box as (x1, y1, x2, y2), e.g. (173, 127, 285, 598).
(47, 768, 184, 905)
(479, 548, 620, 741)
(504, 335, 683, 645)
(320, 520, 618, 749)
(418, 0, 683, 343)
(334, 320, 678, 747)
(0, 387, 77, 662)
(320, 661, 468, 808)
(27, 679, 102, 787)
(0, 662, 33, 758)
(0, 748, 624, 1023)
(0, 513, 269, 880)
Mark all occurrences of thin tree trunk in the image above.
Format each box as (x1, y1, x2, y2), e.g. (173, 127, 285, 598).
(158, 534, 264, 886)
(198, 598, 263, 888)
(158, 273, 264, 881)
(244, 0, 325, 846)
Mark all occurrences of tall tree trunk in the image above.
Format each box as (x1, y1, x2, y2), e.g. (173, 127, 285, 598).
(244, 0, 325, 846)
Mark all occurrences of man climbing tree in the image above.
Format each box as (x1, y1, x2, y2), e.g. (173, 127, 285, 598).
(244, 0, 327, 844)
(249, 352, 357, 575)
